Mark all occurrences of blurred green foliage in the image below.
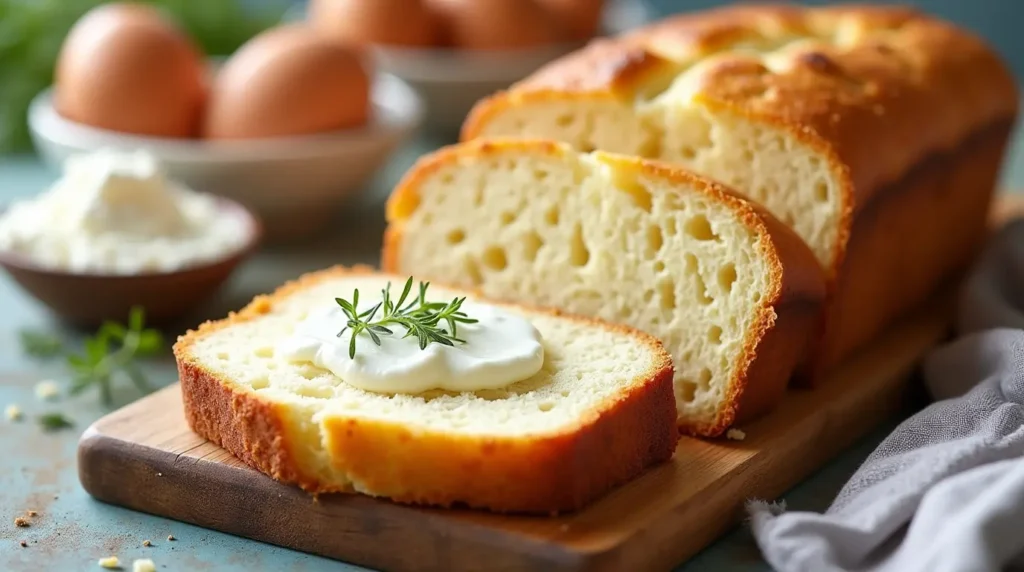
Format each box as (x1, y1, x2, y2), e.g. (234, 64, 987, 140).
(0, 0, 289, 154)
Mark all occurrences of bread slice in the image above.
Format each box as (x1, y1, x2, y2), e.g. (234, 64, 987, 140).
(460, 5, 1018, 373)
(383, 139, 826, 437)
(173, 265, 679, 514)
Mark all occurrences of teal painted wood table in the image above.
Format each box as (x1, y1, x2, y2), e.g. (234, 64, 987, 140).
(2, 129, 1022, 571)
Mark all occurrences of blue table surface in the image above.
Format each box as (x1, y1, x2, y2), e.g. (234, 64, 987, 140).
(2, 128, 1023, 571)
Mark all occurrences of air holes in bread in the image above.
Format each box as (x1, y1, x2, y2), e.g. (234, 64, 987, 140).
(696, 274, 713, 305)
(698, 368, 712, 390)
(815, 181, 829, 202)
(570, 224, 590, 266)
(654, 261, 666, 273)
(545, 206, 560, 225)
(533, 169, 550, 181)
(555, 114, 574, 127)
(684, 253, 698, 274)
(718, 263, 737, 293)
(685, 214, 718, 241)
(254, 347, 274, 358)
(647, 225, 664, 253)
(708, 325, 722, 344)
(295, 385, 334, 399)
(441, 173, 454, 184)
(463, 258, 483, 285)
(538, 401, 555, 412)
(681, 146, 697, 159)
(249, 377, 269, 390)
(658, 280, 676, 310)
(680, 381, 697, 403)
(643, 290, 654, 303)
(665, 217, 678, 236)
(482, 247, 508, 271)
(523, 231, 544, 261)
(446, 229, 466, 244)
(500, 212, 516, 225)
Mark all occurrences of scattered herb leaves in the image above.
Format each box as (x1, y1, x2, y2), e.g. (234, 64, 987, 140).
(335, 278, 479, 358)
(37, 412, 73, 431)
(18, 330, 64, 359)
(17, 306, 164, 406)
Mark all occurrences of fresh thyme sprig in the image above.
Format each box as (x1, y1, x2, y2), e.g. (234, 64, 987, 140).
(18, 307, 164, 406)
(335, 277, 478, 358)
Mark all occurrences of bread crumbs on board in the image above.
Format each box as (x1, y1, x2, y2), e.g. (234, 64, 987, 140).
(5, 404, 23, 421)
(19, 540, 27, 547)
(142, 539, 151, 547)
(726, 428, 746, 441)
(98, 556, 120, 569)
(167, 534, 176, 541)
(14, 517, 29, 527)
(34, 380, 60, 401)
(133, 558, 157, 572)
(26, 510, 38, 517)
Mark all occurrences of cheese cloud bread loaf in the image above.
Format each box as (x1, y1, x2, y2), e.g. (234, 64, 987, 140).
(174, 266, 679, 514)
(462, 4, 1019, 374)
(383, 139, 825, 436)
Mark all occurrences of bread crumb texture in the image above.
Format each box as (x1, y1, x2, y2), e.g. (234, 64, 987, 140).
(176, 267, 678, 512)
(14, 517, 29, 527)
(385, 140, 810, 435)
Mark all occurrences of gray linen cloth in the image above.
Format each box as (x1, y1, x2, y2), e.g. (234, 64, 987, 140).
(749, 219, 1024, 572)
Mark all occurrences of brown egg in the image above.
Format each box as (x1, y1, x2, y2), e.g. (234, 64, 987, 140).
(307, 0, 439, 48)
(54, 2, 206, 138)
(426, 0, 563, 50)
(204, 25, 371, 140)
(538, 0, 605, 40)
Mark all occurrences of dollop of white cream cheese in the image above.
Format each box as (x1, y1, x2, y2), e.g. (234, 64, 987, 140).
(278, 298, 545, 394)
(0, 149, 251, 274)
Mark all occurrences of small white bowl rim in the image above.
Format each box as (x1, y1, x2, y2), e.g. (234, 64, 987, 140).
(28, 72, 424, 164)
(0, 196, 263, 279)
(371, 42, 585, 83)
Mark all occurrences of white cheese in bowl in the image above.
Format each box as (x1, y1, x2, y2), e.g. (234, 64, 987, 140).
(0, 149, 252, 274)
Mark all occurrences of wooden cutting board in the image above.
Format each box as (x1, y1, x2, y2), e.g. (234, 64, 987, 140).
(77, 291, 954, 572)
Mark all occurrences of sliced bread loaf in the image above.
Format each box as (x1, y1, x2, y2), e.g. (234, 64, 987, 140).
(383, 139, 826, 436)
(460, 5, 1018, 373)
(174, 266, 679, 514)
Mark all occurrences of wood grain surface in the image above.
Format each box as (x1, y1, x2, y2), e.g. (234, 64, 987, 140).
(76, 290, 954, 572)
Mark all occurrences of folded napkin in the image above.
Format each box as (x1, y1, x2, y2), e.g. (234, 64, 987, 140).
(749, 219, 1024, 572)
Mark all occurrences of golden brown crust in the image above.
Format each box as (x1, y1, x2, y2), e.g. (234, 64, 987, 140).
(465, 4, 1018, 209)
(382, 138, 827, 437)
(173, 265, 680, 514)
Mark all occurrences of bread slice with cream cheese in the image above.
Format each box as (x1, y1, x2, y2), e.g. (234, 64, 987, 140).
(383, 139, 826, 437)
(174, 265, 678, 514)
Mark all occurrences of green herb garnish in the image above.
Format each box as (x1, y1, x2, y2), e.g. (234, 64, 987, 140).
(37, 412, 73, 431)
(67, 307, 163, 405)
(19, 330, 65, 358)
(335, 278, 479, 359)
(18, 307, 164, 406)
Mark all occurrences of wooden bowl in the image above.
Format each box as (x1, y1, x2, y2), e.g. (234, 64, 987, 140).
(0, 199, 261, 328)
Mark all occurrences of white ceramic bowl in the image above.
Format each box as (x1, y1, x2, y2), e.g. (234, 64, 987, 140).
(28, 73, 424, 243)
(372, 43, 578, 136)
(365, 0, 654, 136)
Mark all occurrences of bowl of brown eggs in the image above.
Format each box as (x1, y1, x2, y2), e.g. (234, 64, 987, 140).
(305, 0, 648, 135)
(28, 3, 424, 244)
